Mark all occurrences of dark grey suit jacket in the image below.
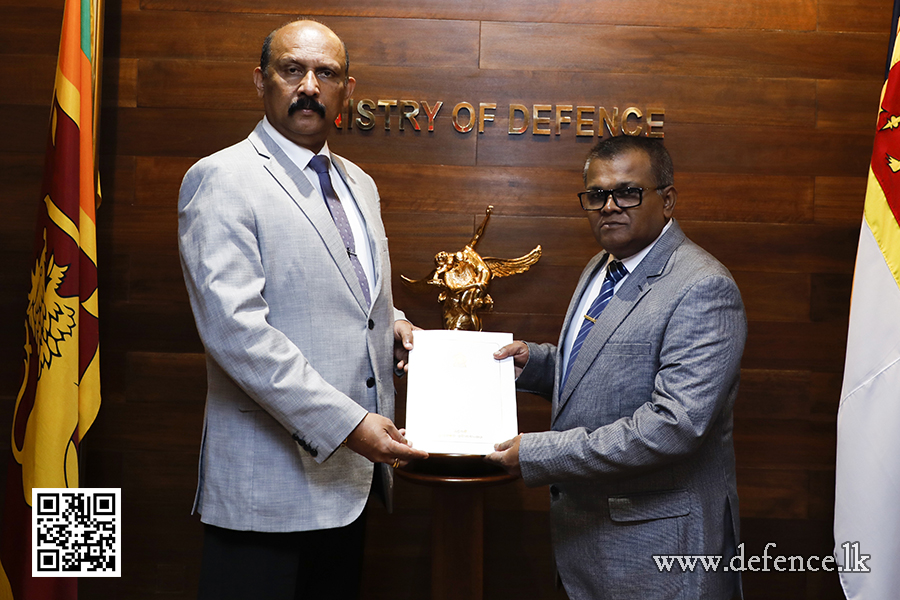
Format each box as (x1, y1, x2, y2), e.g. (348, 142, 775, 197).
(517, 220, 746, 599)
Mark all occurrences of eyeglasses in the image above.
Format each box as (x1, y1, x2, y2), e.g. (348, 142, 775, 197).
(578, 187, 653, 210)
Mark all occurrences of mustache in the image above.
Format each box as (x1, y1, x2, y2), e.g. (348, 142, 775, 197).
(288, 96, 326, 117)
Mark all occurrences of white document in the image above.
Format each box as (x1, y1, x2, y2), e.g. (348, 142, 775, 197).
(405, 329, 518, 455)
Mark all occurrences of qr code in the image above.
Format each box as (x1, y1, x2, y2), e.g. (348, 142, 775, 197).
(32, 488, 121, 577)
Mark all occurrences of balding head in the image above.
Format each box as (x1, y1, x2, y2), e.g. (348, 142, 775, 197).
(259, 19, 349, 80)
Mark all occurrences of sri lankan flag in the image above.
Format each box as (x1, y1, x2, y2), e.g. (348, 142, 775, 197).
(834, 1, 900, 598)
(0, 0, 103, 597)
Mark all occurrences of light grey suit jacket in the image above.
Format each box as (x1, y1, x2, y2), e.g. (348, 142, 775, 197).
(516, 220, 746, 599)
(178, 121, 402, 533)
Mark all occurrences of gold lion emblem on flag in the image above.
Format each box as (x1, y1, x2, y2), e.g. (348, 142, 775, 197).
(26, 231, 77, 377)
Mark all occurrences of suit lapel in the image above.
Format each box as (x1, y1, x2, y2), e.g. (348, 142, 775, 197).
(248, 124, 371, 312)
(553, 220, 687, 424)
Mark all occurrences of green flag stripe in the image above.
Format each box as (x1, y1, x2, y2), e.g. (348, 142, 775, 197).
(80, 0, 91, 60)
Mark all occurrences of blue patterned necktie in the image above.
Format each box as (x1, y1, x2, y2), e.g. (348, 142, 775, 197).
(309, 155, 371, 307)
(561, 259, 629, 391)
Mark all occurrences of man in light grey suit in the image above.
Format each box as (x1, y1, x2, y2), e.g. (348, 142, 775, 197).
(178, 19, 427, 599)
(488, 136, 746, 599)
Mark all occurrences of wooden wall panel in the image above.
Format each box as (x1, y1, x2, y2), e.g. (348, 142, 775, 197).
(139, 0, 819, 31)
(0, 56, 56, 104)
(817, 78, 882, 130)
(816, 176, 869, 224)
(0, 6, 63, 53)
(736, 468, 811, 519)
(736, 369, 815, 418)
(0, 105, 51, 154)
(1, 0, 887, 597)
(103, 58, 139, 108)
(743, 321, 849, 371)
(114, 11, 481, 67)
(480, 22, 887, 80)
(811, 273, 854, 321)
(680, 221, 859, 273)
(819, 0, 895, 32)
(732, 272, 812, 322)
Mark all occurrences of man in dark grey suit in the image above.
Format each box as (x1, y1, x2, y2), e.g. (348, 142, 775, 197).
(178, 19, 427, 599)
(488, 136, 746, 599)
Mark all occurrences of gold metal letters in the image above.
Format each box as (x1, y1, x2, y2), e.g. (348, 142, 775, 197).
(344, 99, 664, 137)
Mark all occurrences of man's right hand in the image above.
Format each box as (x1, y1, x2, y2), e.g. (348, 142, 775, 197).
(493, 341, 529, 378)
(345, 413, 428, 467)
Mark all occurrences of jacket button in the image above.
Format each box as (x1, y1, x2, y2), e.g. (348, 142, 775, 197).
(550, 485, 560, 500)
(309, 448, 318, 457)
(366, 377, 376, 388)
(368, 319, 375, 330)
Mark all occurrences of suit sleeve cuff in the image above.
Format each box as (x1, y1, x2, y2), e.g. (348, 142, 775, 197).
(299, 403, 369, 464)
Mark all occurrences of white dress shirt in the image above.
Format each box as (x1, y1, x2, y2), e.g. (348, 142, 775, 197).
(261, 117, 377, 299)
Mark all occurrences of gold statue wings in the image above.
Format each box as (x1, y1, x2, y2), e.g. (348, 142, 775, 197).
(483, 245, 542, 278)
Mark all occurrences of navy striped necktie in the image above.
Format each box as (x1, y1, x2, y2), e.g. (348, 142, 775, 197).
(309, 155, 371, 307)
(561, 259, 628, 391)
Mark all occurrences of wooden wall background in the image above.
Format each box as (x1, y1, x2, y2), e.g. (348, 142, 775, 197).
(0, 0, 888, 597)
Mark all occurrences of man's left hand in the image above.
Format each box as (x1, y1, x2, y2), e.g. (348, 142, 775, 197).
(485, 434, 522, 479)
(394, 319, 421, 373)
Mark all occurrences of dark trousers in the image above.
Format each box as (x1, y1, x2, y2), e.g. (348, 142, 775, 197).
(197, 512, 368, 600)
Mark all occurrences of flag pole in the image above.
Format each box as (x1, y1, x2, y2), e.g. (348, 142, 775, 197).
(91, 0, 104, 210)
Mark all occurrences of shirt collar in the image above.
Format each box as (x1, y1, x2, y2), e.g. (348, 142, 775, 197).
(610, 218, 673, 274)
(262, 116, 331, 170)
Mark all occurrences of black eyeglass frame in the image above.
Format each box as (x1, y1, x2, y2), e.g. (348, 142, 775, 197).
(577, 185, 670, 211)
